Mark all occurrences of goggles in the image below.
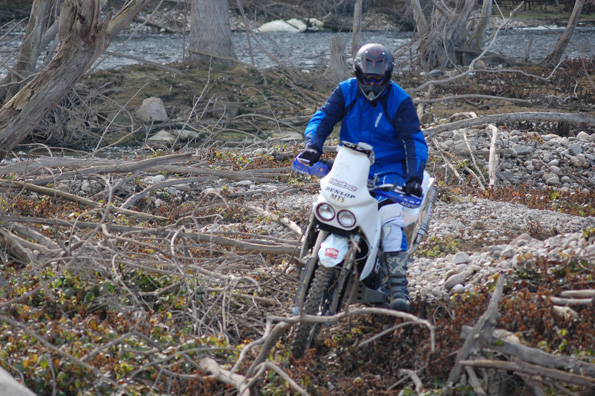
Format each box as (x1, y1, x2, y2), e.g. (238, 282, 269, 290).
(361, 73, 385, 85)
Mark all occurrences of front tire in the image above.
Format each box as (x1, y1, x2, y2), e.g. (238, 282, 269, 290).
(290, 265, 336, 359)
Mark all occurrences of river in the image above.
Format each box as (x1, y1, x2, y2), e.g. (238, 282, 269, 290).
(2, 25, 595, 78)
(93, 25, 595, 71)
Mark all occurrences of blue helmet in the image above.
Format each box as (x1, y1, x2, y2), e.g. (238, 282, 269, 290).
(353, 43, 394, 101)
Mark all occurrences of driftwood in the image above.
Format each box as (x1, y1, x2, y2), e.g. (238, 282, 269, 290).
(0, 0, 152, 160)
(0, 180, 167, 222)
(0, 215, 299, 256)
(424, 111, 595, 139)
(460, 326, 595, 377)
(460, 359, 595, 387)
(487, 124, 499, 187)
(447, 280, 595, 394)
(448, 273, 505, 385)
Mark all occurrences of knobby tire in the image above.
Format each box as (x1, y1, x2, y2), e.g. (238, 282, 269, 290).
(290, 265, 336, 358)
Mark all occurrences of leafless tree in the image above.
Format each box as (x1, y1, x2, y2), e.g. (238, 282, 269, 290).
(0, 0, 151, 161)
(188, 0, 237, 66)
(541, 0, 586, 66)
(0, 0, 60, 104)
(410, 0, 481, 70)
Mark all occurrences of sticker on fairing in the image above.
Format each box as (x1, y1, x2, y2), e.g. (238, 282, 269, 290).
(318, 234, 349, 267)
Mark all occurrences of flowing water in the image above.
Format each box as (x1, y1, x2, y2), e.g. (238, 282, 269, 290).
(2, 25, 594, 78)
(95, 26, 595, 71)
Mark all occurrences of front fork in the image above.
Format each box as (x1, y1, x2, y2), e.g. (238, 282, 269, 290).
(292, 228, 328, 315)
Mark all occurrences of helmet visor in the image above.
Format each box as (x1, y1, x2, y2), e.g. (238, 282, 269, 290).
(361, 57, 386, 76)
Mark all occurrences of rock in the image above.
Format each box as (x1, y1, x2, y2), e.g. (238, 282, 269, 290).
(471, 220, 485, 229)
(553, 306, 578, 321)
(452, 284, 466, 294)
(545, 175, 561, 186)
(0, 367, 37, 396)
(577, 131, 592, 141)
(568, 144, 582, 156)
(148, 130, 175, 143)
(136, 97, 168, 123)
(453, 252, 471, 264)
(258, 19, 306, 32)
(449, 112, 477, 122)
(510, 233, 531, 247)
(174, 129, 200, 141)
(512, 144, 534, 156)
(444, 273, 469, 290)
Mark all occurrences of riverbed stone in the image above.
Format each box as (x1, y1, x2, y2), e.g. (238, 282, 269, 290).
(453, 252, 471, 264)
(136, 97, 168, 123)
(148, 130, 175, 143)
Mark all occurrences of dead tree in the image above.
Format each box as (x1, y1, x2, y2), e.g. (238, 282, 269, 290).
(541, 0, 585, 66)
(322, 36, 351, 85)
(0, 0, 150, 161)
(410, 0, 476, 70)
(0, 0, 57, 104)
(188, 0, 237, 66)
(410, 0, 493, 70)
(351, 0, 362, 58)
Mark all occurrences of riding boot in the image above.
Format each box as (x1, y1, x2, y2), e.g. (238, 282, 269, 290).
(385, 251, 410, 312)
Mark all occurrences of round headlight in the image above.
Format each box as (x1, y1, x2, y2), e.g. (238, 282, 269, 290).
(316, 203, 335, 221)
(337, 210, 356, 228)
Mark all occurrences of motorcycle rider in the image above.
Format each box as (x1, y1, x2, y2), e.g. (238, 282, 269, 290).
(299, 43, 428, 312)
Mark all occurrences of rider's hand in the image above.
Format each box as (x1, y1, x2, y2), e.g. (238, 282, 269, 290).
(299, 149, 321, 166)
(404, 178, 423, 197)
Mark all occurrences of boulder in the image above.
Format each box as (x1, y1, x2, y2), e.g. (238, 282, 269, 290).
(136, 97, 168, 123)
(258, 19, 306, 33)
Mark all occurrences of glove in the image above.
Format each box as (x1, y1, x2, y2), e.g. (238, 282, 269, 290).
(299, 149, 321, 166)
(404, 178, 423, 198)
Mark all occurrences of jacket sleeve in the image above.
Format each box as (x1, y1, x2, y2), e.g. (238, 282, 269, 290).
(304, 86, 346, 152)
(393, 97, 428, 181)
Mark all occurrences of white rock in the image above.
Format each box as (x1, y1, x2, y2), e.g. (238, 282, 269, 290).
(148, 130, 175, 143)
(258, 19, 305, 33)
(453, 251, 471, 264)
(136, 97, 168, 122)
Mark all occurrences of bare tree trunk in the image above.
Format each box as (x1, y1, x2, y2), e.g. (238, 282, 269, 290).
(323, 36, 351, 85)
(410, 0, 429, 36)
(351, 0, 362, 58)
(541, 0, 585, 66)
(0, 0, 55, 104)
(188, 0, 237, 67)
(466, 0, 493, 50)
(0, 0, 150, 161)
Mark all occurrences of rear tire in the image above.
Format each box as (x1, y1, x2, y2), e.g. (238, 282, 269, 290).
(290, 265, 336, 359)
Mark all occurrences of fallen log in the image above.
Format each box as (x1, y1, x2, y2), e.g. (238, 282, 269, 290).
(461, 326, 595, 377)
(447, 273, 505, 384)
(424, 112, 595, 138)
(460, 359, 595, 387)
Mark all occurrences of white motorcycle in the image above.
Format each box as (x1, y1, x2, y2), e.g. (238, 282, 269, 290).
(290, 141, 436, 358)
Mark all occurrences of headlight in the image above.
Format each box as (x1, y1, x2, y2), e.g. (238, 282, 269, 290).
(316, 203, 335, 221)
(337, 210, 356, 228)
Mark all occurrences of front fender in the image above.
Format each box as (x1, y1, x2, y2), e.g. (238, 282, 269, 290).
(318, 234, 349, 267)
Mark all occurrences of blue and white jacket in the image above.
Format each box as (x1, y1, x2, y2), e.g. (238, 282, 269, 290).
(304, 78, 428, 186)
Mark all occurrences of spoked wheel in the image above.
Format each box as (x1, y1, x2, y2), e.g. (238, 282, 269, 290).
(290, 264, 336, 359)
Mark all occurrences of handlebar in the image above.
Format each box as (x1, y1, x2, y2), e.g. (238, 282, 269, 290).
(292, 156, 331, 177)
(374, 189, 421, 209)
(292, 156, 422, 209)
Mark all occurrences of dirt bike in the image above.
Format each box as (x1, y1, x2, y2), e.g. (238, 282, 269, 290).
(290, 141, 436, 358)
